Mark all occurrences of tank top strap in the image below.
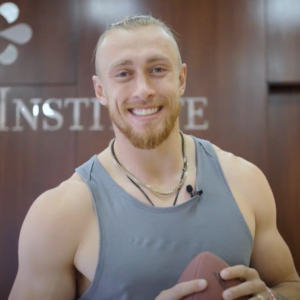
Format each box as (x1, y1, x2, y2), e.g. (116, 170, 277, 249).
(75, 156, 95, 182)
(193, 137, 216, 158)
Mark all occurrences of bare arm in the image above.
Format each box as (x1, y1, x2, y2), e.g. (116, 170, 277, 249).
(8, 181, 89, 300)
(249, 166, 300, 299)
(213, 147, 300, 300)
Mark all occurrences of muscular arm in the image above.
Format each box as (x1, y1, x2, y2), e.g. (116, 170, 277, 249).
(215, 145, 300, 300)
(8, 181, 89, 300)
(249, 166, 300, 300)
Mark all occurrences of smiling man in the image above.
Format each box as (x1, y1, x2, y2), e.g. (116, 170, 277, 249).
(9, 15, 300, 300)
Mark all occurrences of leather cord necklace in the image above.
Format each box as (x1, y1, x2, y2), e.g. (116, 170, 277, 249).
(110, 131, 187, 206)
(109, 131, 188, 196)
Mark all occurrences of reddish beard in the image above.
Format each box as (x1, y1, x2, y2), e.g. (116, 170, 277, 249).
(108, 99, 181, 149)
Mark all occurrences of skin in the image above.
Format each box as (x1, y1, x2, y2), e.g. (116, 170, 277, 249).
(9, 25, 300, 300)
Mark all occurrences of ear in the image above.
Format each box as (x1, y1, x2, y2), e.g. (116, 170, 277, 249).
(92, 75, 108, 106)
(178, 63, 187, 96)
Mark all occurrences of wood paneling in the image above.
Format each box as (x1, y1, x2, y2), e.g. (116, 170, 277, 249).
(0, 86, 77, 300)
(267, 0, 300, 84)
(267, 87, 300, 269)
(214, 0, 267, 171)
(0, 0, 77, 84)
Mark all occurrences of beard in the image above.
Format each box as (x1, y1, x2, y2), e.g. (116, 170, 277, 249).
(108, 97, 181, 149)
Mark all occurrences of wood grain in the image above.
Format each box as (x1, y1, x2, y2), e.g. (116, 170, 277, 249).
(267, 0, 300, 84)
(0, 86, 76, 299)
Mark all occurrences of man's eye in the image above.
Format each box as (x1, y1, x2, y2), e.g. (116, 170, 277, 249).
(116, 72, 129, 77)
(152, 67, 165, 73)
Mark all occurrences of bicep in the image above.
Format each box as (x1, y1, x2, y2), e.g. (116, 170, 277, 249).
(250, 168, 300, 286)
(250, 226, 299, 287)
(9, 265, 76, 300)
(9, 193, 78, 300)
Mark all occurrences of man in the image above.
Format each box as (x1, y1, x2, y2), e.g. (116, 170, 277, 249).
(9, 15, 300, 300)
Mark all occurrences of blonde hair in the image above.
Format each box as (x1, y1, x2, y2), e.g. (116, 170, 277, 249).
(94, 15, 182, 76)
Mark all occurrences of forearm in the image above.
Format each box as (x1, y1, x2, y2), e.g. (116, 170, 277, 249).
(270, 281, 300, 300)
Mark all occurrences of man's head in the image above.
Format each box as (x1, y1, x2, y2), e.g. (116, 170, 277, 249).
(92, 15, 187, 149)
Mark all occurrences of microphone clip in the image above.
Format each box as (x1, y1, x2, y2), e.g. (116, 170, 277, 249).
(186, 185, 203, 198)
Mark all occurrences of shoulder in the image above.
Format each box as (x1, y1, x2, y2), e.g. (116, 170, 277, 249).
(21, 173, 95, 256)
(191, 136, 265, 187)
(211, 143, 266, 185)
(32, 173, 93, 221)
(10, 174, 94, 299)
(211, 143, 275, 223)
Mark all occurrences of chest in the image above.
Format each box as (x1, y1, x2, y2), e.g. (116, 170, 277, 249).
(73, 186, 255, 298)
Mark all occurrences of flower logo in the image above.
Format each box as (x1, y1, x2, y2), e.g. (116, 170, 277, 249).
(0, 2, 32, 65)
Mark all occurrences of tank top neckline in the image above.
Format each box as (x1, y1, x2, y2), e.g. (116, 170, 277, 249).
(91, 136, 204, 213)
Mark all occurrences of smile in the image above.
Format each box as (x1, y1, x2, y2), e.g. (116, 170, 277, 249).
(129, 106, 162, 116)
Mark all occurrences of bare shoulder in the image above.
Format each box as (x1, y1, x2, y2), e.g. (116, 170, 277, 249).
(211, 143, 262, 177)
(212, 143, 300, 285)
(31, 172, 94, 230)
(210, 143, 272, 220)
(19, 172, 94, 266)
(9, 173, 95, 299)
(211, 143, 268, 193)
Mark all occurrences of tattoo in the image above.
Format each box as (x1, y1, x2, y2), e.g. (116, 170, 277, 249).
(274, 292, 290, 300)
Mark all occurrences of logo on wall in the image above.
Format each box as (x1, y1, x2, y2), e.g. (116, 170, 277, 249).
(0, 88, 209, 132)
(0, 2, 33, 65)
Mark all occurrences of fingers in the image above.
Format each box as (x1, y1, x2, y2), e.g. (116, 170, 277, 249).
(221, 265, 259, 281)
(155, 279, 207, 300)
(220, 265, 269, 300)
(222, 280, 267, 300)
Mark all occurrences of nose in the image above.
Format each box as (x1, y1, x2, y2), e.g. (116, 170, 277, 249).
(132, 73, 156, 100)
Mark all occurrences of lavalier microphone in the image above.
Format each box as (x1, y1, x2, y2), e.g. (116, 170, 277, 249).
(186, 185, 203, 198)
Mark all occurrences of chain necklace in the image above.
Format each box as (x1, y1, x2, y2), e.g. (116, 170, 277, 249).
(109, 131, 188, 196)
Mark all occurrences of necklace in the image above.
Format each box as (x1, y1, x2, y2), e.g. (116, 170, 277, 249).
(109, 131, 188, 197)
(127, 170, 185, 206)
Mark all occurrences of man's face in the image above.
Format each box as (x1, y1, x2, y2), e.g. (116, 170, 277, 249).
(93, 25, 187, 149)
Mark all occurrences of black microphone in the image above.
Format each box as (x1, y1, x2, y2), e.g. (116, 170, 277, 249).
(186, 185, 203, 197)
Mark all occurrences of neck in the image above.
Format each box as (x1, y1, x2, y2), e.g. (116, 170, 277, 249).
(113, 125, 184, 185)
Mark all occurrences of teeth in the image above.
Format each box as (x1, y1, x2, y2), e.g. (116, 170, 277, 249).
(131, 107, 159, 116)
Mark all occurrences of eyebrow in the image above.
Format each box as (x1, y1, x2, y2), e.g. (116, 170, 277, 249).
(109, 54, 172, 69)
(146, 54, 171, 64)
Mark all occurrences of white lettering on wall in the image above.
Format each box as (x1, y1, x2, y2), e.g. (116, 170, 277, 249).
(0, 89, 209, 132)
(64, 98, 90, 131)
(182, 97, 209, 130)
(42, 99, 64, 131)
(0, 87, 10, 131)
(89, 98, 104, 131)
(12, 98, 42, 131)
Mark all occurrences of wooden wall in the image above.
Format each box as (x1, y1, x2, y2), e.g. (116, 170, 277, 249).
(0, 0, 299, 299)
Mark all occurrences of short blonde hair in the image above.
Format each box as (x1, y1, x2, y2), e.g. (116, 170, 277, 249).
(94, 15, 182, 76)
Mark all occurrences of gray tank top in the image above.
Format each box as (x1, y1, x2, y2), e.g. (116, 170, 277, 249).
(75, 137, 253, 300)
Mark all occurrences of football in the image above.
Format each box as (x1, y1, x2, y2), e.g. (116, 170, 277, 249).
(178, 252, 250, 300)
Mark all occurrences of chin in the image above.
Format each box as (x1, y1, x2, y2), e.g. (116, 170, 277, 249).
(111, 106, 180, 149)
(125, 125, 175, 149)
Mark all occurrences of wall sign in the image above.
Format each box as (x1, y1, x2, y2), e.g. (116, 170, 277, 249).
(0, 2, 33, 65)
(0, 87, 209, 132)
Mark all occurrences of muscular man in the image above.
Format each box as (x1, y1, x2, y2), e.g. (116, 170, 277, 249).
(9, 15, 300, 300)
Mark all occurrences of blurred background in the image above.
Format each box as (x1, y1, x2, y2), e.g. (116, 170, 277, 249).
(0, 0, 300, 299)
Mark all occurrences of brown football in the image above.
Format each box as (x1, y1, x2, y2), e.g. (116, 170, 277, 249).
(178, 252, 250, 300)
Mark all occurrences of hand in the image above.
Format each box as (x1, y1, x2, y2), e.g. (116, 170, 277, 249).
(220, 265, 270, 300)
(155, 279, 207, 300)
